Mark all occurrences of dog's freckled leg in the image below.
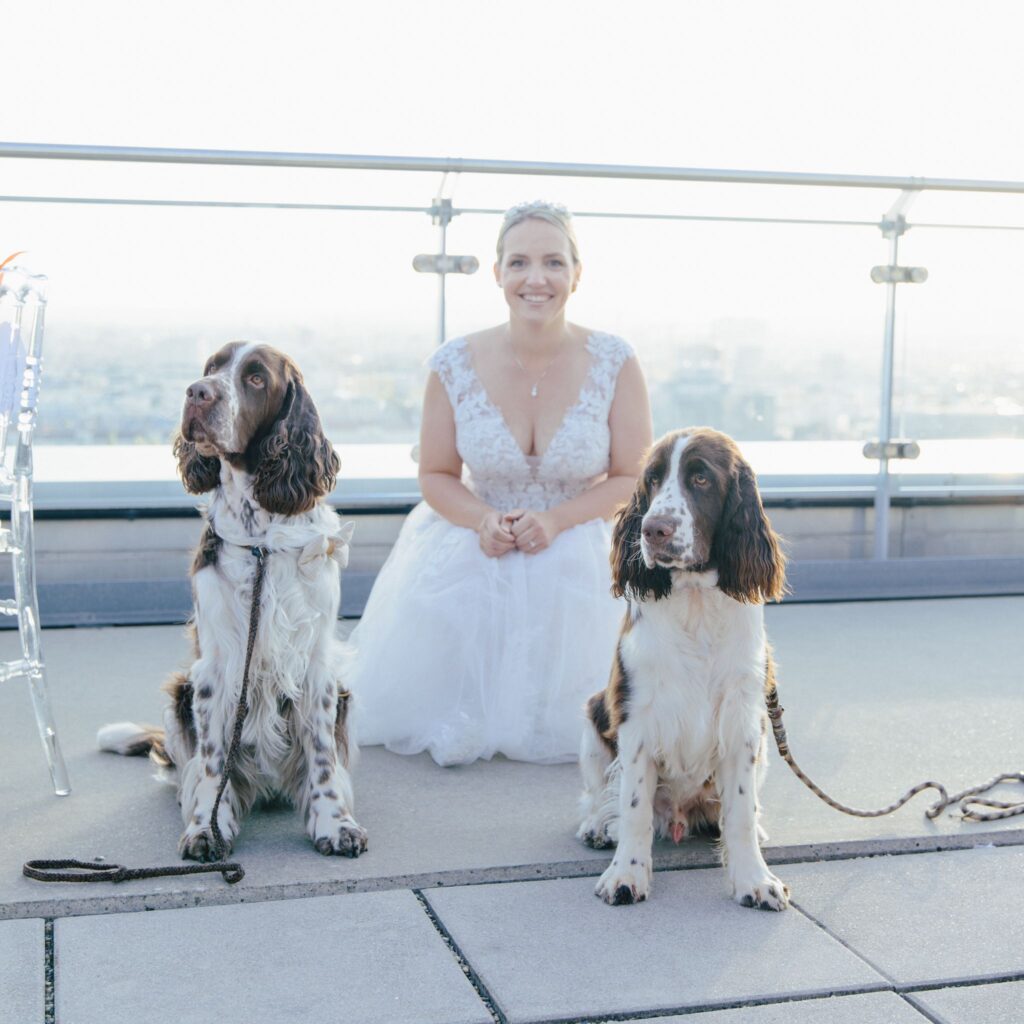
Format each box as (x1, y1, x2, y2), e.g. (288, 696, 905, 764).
(298, 669, 367, 858)
(178, 674, 240, 861)
(718, 706, 789, 911)
(596, 731, 656, 905)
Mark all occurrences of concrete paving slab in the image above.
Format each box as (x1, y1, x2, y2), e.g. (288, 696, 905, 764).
(3, 598, 1022, 919)
(633, 991, 927, 1022)
(759, 597, 1024, 848)
(0, 621, 613, 917)
(0, 918, 44, 1024)
(56, 888, 490, 1024)
(786, 846, 1024, 986)
(912, 980, 1024, 1024)
(424, 870, 886, 1022)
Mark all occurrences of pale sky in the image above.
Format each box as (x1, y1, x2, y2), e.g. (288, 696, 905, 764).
(5, 0, 1023, 175)
(2, 0, 1023, 358)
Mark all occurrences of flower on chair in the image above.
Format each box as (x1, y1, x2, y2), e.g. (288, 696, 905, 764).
(0, 252, 26, 288)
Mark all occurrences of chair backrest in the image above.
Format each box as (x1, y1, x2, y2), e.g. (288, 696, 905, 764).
(0, 267, 47, 466)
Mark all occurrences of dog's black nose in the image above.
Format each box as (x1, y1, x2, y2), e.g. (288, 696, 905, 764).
(642, 515, 677, 544)
(185, 379, 216, 408)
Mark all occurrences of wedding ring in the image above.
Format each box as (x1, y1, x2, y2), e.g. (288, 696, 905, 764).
(529, 540, 536, 549)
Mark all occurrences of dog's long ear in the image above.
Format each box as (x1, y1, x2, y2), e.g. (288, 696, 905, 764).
(712, 459, 786, 604)
(611, 480, 673, 602)
(250, 377, 340, 516)
(173, 433, 221, 494)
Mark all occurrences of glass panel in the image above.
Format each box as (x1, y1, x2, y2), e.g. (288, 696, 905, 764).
(895, 225, 1024, 445)
(3, 161, 1021, 475)
(448, 211, 885, 442)
(1, 200, 439, 445)
(451, 173, 902, 223)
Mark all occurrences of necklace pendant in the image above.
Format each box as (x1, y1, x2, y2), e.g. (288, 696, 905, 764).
(530, 385, 539, 398)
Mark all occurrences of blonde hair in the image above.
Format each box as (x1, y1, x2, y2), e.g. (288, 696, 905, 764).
(495, 200, 581, 266)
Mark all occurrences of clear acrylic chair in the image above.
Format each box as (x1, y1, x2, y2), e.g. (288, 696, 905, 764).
(0, 265, 70, 795)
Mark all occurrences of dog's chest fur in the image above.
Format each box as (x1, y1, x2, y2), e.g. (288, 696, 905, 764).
(621, 579, 766, 788)
(192, 483, 344, 780)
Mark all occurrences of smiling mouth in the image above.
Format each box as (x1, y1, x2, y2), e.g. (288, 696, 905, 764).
(519, 294, 551, 303)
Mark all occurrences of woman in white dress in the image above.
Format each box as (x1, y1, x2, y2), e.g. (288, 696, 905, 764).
(347, 201, 652, 765)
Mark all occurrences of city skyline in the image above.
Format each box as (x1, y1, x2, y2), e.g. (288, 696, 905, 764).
(36, 318, 1023, 448)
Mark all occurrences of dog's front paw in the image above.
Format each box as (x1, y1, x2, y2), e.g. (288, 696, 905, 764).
(313, 817, 368, 858)
(179, 826, 232, 862)
(595, 855, 651, 905)
(577, 818, 615, 849)
(732, 871, 790, 911)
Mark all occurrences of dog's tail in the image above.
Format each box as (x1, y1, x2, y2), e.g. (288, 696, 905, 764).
(96, 722, 171, 766)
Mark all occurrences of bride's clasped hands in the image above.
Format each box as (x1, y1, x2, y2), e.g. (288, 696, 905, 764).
(477, 508, 560, 556)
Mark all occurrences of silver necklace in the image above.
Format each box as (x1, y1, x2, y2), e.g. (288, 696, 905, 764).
(508, 336, 564, 398)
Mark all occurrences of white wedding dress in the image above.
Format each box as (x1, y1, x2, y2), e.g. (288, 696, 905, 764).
(346, 332, 635, 765)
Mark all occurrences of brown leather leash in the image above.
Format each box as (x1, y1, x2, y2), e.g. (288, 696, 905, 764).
(23, 544, 269, 887)
(766, 687, 1024, 822)
(207, 544, 267, 859)
(23, 858, 244, 884)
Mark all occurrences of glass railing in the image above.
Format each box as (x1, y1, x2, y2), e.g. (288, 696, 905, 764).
(1, 143, 1022, 558)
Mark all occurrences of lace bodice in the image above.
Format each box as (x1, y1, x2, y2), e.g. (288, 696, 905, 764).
(428, 332, 635, 512)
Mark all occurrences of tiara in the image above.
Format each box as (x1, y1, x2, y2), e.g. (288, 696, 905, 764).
(502, 199, 572, 221)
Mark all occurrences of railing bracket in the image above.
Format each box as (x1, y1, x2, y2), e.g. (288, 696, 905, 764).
(863, 440, 921, 461)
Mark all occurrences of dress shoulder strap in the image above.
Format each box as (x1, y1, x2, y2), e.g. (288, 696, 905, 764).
(426, 337, 473, 409)
(585, 332, 636, 404)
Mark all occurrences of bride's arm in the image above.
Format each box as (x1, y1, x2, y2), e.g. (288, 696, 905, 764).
(418, 371, 516, 556)
(508, 357, 652, 552)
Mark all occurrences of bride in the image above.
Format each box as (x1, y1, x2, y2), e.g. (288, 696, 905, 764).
(346, 200, 652, 765)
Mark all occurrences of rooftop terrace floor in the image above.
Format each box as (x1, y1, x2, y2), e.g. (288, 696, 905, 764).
(2, 597, 1022, 1022)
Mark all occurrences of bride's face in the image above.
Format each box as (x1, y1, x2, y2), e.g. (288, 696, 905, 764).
(494, 218, 581, 325)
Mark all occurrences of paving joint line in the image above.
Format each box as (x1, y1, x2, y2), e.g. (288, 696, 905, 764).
(897, 976, 1024, 1024)
(790, 896, 899, 987)
(900, 971, 1024, 994)
(789, 898, 949, 1024)
(898, 992, 949, 1024)
(5, 828, 1021, 922)
(792, 897, 1024, 1001)
(44, 918, 54, 1024)
(508, 982, 893, 1023)
(413, 888, 506, 1024)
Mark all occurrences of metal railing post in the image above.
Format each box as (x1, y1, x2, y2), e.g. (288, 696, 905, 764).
(434, 198, 452, 346)
(874, 225, 900, 559)
(415, 191, 478, 347)
(870, 189, 924, 559)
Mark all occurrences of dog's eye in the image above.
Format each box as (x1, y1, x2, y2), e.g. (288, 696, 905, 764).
(248, 373, 265, 388)
(692, 473, 709, 487)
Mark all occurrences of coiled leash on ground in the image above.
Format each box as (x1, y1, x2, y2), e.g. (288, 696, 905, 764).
(23, 545, 269, 888)
(766, 686, 1024, 822)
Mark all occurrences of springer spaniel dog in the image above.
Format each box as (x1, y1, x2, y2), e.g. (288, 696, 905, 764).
(578, 428, 788, 909)
(99, 342, 367, 861)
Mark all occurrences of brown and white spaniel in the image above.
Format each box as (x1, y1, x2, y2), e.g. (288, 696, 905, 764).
(99, 342, 367, 860)
(578, 427, 788, 908)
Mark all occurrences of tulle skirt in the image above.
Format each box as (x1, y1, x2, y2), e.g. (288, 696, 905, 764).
(344, 502, 625, 765)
